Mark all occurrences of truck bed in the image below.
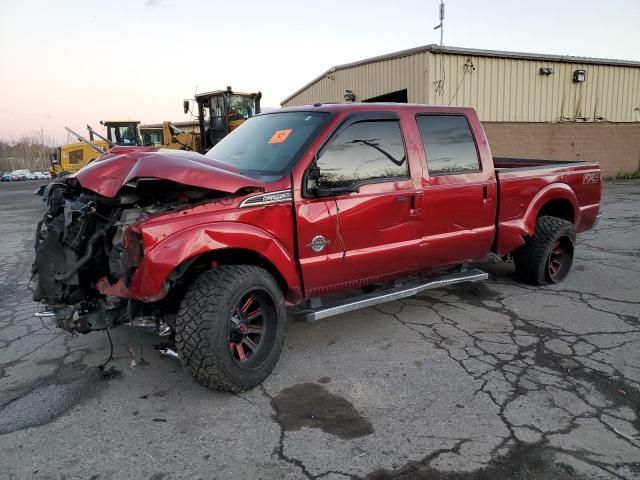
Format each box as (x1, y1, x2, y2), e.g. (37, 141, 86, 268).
(494, 157, 594, 171)
(493, 157, 602, 256)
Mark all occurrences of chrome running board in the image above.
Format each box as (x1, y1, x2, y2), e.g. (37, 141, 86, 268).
(295, 269, 488, 322)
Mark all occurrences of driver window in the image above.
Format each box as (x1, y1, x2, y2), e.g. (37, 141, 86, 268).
(317, 120, 408, 188)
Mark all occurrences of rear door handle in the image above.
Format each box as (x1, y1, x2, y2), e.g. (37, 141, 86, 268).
(398, 194, 421, 215)
(396, 195, 417, 207)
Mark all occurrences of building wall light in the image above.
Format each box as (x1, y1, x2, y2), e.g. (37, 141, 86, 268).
(573, 70, 587, 82)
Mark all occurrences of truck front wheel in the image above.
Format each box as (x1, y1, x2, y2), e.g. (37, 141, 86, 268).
(514, 216, 576, 286)
(175, 265, 286, 392)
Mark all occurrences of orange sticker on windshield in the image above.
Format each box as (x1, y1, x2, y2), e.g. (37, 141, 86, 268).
(268, 129, 292, 144)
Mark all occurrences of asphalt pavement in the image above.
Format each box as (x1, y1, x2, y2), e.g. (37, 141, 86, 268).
(0, 179, 638, 480)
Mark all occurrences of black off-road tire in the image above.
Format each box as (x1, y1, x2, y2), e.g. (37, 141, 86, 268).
(513, 216, 576, 286)
(175, 265, 286, 392)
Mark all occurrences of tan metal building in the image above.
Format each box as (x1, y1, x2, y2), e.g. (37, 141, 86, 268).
(282, 45, 640, 175)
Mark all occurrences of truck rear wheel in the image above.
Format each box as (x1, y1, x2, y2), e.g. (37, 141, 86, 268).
(514, 216, 576, 286)
(175, 265, 286, 392)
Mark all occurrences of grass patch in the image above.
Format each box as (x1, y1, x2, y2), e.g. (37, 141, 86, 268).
(615, 170, 640, 179)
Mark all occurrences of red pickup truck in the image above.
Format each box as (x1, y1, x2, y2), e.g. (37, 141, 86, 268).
(33, 103, 601, 392)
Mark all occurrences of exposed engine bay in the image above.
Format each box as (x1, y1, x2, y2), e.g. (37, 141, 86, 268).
(32, 177, 230, 334)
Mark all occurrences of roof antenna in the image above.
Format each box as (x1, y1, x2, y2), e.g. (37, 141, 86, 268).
(433, 0, 445, 47)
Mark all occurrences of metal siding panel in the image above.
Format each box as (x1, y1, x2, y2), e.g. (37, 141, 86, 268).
(587, 64, 595, 119)
(283, 51, 639, 122)
(610, 67, 619, 120)
(469, 56, 478, 113)
(479, 56, 488, 120)
(531, 61, 538, 121)
(608, 66, 615, 120)
(522, 59, 529, 121)
(612, 67, 621, 121)
(629, 68, 640, 121)
(621, 67, 630, 121)
(496, 59, 504, 119)
(510, 59, 516, 121)
(592, 66, 600, 119)
(614, 67, 623, 120)
(590, 65, 600, 119)
(515, 60, 523, 121)
(607, 66, 616, 120)
(423, 52, 430, 104)
(601, 67, 610, 120)
(448, 55, 457, 106)
(541, 62, 550, 121)
(553, 61, 562, 120)
(595, 65, 604, 120)
(622, 68, 630, 121)
(623, 67, 631, 120)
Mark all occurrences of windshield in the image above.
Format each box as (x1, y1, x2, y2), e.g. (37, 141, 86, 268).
(205, 111, 329, 178)
(228, 95, 257, 119)
(141, 129, 163, 146)
(108, 125, 140, 146)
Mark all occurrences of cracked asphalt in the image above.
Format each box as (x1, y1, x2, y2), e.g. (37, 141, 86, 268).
(0, 180, 639, 480)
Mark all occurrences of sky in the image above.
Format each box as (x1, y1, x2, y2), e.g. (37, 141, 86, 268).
(1, 0, 639, 144)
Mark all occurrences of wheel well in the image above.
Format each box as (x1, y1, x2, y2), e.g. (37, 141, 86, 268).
(210, 249, 289, 295)
(162, 249, 289, 311)
(537, 199, 575, 223)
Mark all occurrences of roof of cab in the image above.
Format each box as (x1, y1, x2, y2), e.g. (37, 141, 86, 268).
(274, 102, 476, 114)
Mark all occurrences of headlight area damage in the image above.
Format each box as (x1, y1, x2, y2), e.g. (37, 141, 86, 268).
(32, 148, 265, 335)
(33, 176, 245, 334)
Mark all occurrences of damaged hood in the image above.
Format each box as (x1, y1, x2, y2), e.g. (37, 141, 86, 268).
(73, 147, 264, 198)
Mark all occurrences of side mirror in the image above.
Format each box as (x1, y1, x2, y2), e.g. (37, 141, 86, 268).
(305, 163, 321, 192)
(308, 164, 321, 182)
(306, 163, 359, 197)
(183, 100, 190, 114)
(49, 153, 59, 165)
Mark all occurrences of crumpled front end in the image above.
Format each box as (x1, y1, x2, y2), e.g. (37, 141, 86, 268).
(32, 175, 248, 333)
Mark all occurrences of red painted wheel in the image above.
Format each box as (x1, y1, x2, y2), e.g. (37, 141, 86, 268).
(547, 237, 573, 283)
(175, 265, 286, 392)
(228, 291, 274, 364)
(514, 216, 576, 286)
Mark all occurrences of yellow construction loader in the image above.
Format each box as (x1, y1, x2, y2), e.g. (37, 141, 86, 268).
(140, 121, 200, 151)
(49, 121, 142, 177)
(189, 86, 261, 152)
(138, 87, 261, 153)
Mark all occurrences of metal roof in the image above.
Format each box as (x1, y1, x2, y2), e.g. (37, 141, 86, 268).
(141, 121, 200, 129)
(194, 89, 259, 99)
(281, 44, 640, 105)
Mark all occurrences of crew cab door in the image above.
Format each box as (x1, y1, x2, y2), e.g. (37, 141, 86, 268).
(415, 113, 497, 267)
(295, 114, 422, 297)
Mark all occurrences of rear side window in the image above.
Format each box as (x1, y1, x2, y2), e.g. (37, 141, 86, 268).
(416, 115, 481, 175)
(68, 149, 83, 165)
(317, 120, 408, 188)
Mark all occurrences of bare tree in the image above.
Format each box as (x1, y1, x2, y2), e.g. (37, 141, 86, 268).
(0, 130, 57, 172)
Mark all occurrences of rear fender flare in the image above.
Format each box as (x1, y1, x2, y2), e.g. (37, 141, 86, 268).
(497, 183, 579, 256)
(522, 183, 579, 235)
(129, 222, 301, 302)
